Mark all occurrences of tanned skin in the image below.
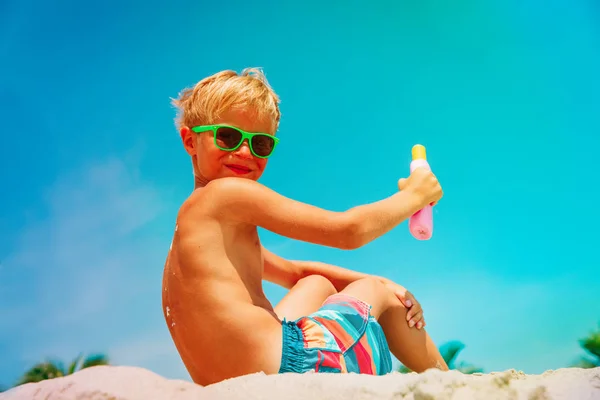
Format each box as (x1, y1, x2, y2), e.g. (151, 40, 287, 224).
(163, 109, 448, 386)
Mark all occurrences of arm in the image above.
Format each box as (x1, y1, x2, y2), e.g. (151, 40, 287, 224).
(261, 242, 392, 292)
(293, 260, 377, 292)
(262, 247, 425, 329)
(262, 247, 378, 291)
(290, 258, 425, 329)
(203, 177, 424, 250)
(292, 259, 401, 291)
(262, 247, 303, 289)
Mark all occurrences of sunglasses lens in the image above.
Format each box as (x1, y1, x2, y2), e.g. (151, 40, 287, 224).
(215, 127, 243, 149)
(251, 135, 276, 157)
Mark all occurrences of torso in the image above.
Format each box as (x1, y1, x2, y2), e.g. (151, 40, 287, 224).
(161, 188, 282, 385)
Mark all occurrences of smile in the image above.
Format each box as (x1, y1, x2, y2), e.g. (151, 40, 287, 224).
(225, 164, 252, 175)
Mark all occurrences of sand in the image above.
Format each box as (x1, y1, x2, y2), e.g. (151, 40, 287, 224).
(1, 365, 599, 400)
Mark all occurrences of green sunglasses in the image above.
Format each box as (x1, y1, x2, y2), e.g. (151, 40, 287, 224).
(191, 124, 279, 159)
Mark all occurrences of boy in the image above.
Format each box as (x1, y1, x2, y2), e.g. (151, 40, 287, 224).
(162, 68, 449, 386)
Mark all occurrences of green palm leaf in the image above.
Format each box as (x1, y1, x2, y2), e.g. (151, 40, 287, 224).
(16, 361, 65, 385)
(67, 354, 84, 375)
(579, 329, 600, 361)
(81, 354, 109, 369)
(397, 340, 483, 374)
(439, 341, 466, 370)
(456, 361, 484, 374)
(571, 357, 598, 369)
(397, 364, 412, 373)
(571, 323, 600, 368)
(13, 352, 110, 389)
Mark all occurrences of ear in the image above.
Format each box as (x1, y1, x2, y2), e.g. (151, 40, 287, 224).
(180, 126, 196, 156)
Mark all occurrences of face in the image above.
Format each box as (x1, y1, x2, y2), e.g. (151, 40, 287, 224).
(180, 108, 276, 184)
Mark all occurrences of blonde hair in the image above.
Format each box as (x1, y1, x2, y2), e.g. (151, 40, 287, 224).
(172, 67, 281, 132)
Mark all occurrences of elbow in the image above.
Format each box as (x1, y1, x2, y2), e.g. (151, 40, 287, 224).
(289, 262, 306, 287)
(337, 211, 367, 250)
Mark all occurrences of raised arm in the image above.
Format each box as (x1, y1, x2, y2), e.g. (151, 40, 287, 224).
(201, 173, 436, 250)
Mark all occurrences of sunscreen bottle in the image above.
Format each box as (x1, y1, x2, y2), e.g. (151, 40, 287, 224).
(409, 144, 433, 240)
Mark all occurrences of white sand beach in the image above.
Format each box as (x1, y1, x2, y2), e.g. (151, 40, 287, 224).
(2, 365, 599, 400)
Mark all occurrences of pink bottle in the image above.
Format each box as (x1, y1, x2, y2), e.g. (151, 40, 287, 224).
(409, 144, 433, 240)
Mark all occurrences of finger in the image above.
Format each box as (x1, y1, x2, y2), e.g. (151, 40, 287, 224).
(408, 311, 423, 328)
(397, 291, 412, 308)
(391, 287, 411, 307)
(417, 321, 424, 330)
(398, 178, 408, 191)
(405, 302, 421, 321)
(401, 290, 417, 308)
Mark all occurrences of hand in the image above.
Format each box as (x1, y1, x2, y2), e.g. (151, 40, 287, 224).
(383, 281, 426, 330)
(398, 168, 443, 208)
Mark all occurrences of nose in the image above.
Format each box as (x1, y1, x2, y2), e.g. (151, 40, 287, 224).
(233, 139, 253, 159)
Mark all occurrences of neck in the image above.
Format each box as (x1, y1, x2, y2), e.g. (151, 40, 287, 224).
(194, 174, 209, 190)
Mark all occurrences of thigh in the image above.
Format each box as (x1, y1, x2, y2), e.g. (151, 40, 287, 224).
(274, 275, 337, 321)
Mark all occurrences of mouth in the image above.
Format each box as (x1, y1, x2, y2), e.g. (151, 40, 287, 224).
(225, 164, 252, 175)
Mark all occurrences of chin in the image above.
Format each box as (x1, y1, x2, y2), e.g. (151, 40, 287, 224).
(218, 171, 253, 181)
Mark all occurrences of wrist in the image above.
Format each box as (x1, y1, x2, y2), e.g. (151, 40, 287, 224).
(398, 189, 427, 214)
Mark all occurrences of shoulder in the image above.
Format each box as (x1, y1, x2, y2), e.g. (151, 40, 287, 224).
(205, 177, 263, 195)
(199, 177, 271, 208)
(177, 178, 263, 220)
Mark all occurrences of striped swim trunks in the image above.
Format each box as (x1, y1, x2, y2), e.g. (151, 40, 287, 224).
(278, 293, 392, 375)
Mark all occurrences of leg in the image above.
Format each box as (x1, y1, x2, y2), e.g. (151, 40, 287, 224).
(274, 275, 337, 321)
(340, 277, 449, 373)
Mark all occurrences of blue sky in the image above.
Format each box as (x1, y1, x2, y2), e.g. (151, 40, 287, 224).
(1, 0, 599, 387)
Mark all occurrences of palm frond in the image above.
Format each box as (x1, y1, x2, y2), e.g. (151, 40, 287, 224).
(579, 329, 600, 360)
(397, 364, 412, 373)
(81, 353, 109, 369)
(67, 353, 84, 375)
(396, 340, 482, 373)
(456, 361, 484, 374)
(570, 356, 599, 369)
(439, 341, 466, 369)
(16, 361, 65, 385)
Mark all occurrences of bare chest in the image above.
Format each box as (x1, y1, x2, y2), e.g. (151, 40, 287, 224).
(222, 224, 263, 275)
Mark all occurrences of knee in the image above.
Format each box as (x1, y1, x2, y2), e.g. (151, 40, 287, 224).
(349, 277, 403, 307)
(350, 276, 386, 292)
(295, 274, 337, 297)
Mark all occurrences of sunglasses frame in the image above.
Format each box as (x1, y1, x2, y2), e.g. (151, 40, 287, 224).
(191, 124, 279, 159)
